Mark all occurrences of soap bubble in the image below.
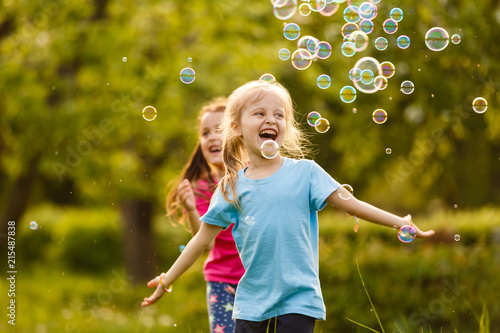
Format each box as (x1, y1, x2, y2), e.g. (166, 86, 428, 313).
(299, 2, 312, 16)
(359, 19, 374, 34)
(380, 61, 396, 78)
(341, 22, 359, 37)
(386, 148, 392, 154)
(291, 49, 313, 70)
(316, 41, 332, 59)
(372, 109, 388, 124)
(340, 85, 357, 103)
(317, 74, 332, 89)
(318, 2, 340, 16)
(350, 30, 369, 52)
(451, 34, 461, 44)
(341, 41, 357, 57)
(180, 67, 196, 84)
(314, 118, 330, 133)
(400, 80, 415, 94)
(374, 75, 388, 90)
(374, 37, 388, 51)
(307, 111, 321, 126)
(390, 7, 403, 22)
(273, 0, 297, 20)
(338, 184, 354, 200)
(278, 48, 291, 60)
(260, 73, 276, 83)
(187, 57, 192, 62)
(261, 140, 280, 159)
(383, 19, 398, 34)
(30, 221, 39, 230)
(425, 27, 450, 51)
(359, 2, 378, 20)
(343, 6, 360, 23)
(179, 245, 186, 252)
(142, 106, 157, 121)
(122, 57, 127, 62)
(349, 67, 362, 82)
(360, 69, 375, 84)
(398, 225, 416, 243)
(454, 234, 461, 241)
(284, 23, 301, 40)
(472, 97, 487, 113)
(397, 35, 410, 49)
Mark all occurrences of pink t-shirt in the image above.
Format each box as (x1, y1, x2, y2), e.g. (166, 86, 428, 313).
(194, 179, 245, 284)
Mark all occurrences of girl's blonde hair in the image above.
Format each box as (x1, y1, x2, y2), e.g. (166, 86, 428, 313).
(218, 80, 310, 208)
(165, 97, 227, 231)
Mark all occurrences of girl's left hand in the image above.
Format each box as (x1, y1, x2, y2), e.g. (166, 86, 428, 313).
(141, 275, 167, 307)
(177, 179, 197, 213)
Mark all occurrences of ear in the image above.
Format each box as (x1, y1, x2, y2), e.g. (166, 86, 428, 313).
(231, 121, 242, 137)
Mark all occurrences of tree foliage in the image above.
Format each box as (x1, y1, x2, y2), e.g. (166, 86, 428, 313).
(1, 0, 498, 259)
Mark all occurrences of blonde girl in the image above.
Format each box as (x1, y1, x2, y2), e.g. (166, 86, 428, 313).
(143, 81, 434, 333)
(165, 97, 244, 332)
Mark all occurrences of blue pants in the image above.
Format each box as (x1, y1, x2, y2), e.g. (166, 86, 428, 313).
(234, 313, 315, 333)
(207, 281, 238, 333)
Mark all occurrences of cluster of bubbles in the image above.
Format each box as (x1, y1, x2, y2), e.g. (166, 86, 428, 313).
(307, 111, 330, 133)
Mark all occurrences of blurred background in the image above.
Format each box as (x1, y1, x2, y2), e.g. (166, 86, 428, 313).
(0, 0, 499, 332)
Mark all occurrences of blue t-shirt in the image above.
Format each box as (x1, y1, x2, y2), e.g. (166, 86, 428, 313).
(200, 157, 340, 321)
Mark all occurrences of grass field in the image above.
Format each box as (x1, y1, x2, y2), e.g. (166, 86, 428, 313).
(1, 205, 499, 332)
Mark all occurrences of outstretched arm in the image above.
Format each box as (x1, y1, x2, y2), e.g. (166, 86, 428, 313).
(326, 188, 435, 238)
(141, 222, 223, 307)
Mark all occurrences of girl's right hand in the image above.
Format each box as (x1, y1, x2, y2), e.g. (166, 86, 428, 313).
(141, 274, 168, 307)
(177, 179, 196, 212)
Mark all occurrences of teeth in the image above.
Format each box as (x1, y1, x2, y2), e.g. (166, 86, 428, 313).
(260, 130, 277, 135)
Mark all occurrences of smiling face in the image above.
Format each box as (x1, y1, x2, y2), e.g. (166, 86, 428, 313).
(199, 111, 224, 169)
(235, 91, 286, 160)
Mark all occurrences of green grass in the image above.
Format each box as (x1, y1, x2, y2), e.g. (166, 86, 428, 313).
(2, 204, 498, 332)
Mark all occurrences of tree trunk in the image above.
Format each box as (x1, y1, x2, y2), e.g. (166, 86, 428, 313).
(0, 156, 39, 269)
(120, 199, 158, 284)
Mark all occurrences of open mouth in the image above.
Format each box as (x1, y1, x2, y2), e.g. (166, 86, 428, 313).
(209, 146, 221, 153)
(259, 129, 277, 141)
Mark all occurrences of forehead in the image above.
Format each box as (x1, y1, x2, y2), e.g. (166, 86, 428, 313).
(200, 111, 224, 128)
(245, 89, 285, 109)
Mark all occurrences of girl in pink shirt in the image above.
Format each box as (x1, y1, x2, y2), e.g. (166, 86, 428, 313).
(166, 97, 244, 333)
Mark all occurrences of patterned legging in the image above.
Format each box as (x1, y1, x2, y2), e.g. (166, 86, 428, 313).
(206, 281, 238, 333)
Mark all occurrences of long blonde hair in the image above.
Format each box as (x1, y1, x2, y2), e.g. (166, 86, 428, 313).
(165, 97, 227, 230)
(218, 80, 310, 208)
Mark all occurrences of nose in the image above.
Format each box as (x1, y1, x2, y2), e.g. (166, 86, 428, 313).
(265, 116, 276, 125)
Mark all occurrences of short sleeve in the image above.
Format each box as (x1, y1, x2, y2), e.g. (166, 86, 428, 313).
(309, 160, 340, 212)
(200, 187, 236, 229)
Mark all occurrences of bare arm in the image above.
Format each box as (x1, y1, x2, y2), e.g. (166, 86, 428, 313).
(141, 222, 223, 307)
(177, 179, 215, 249)
(326, 188, 435, 238)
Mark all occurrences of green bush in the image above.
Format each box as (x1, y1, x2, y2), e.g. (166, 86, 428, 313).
(60, 225, 123, 273)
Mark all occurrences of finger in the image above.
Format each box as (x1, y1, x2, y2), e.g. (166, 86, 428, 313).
(141, 296, 156, 307)
(146, 276, 159, 288)
(418, 229, 435, 238)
